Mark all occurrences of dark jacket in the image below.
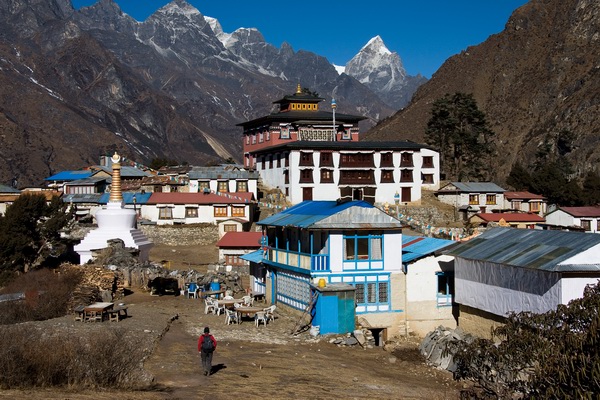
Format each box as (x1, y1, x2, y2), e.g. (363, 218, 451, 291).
(198, 333, 217, 352)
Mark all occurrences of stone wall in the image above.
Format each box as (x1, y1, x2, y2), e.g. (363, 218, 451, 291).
(458, 304, 507, 339)
(139, 224, 218, 246)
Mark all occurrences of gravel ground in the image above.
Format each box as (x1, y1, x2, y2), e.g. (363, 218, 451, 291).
(0, 290, 463, 399)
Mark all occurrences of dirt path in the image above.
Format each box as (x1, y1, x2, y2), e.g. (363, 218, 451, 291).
(141, 295, 462, 399)
(0, 292, 462, 399)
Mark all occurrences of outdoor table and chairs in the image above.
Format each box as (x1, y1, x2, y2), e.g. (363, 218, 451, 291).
(217, 298, 245, 309)
(201, 289, 226, 300)
(235, 306, 264, 324)
(83, 302, 114, 322)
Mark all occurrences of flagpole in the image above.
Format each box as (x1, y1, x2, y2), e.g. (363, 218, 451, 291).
(331, 98, 337, 141)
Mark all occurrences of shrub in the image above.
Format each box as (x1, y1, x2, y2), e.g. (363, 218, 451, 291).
(0, 325, 143, 389)
(0, 267, 83, 324)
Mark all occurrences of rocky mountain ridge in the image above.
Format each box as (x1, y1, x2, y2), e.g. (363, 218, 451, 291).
(0, 0, 423, 186)
(365, 0, 600, 183)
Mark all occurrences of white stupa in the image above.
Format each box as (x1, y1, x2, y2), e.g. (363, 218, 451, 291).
(74, 152, 153, 264)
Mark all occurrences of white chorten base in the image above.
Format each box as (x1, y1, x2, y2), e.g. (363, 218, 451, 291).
(74, 201, 153, 265)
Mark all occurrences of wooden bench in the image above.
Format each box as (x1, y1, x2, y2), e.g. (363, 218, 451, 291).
(73, 305, 85, 322)
(108, 305, 128, 322)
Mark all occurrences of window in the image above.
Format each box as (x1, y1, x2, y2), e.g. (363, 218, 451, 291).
(245, 135, 250, 145)
(530, 202, 540, 212)
(280, 126, 290, 139)
(251, 135, 256, 144)
(277, 154, 281, 168)
(469, 194, 479, 205)
(380, 152, 393, 167)
(339, 170, 375, 184)
(320, 169, 334, 183)
(422, 156, 434, 168)
(422, 174, 434, 184)
(159, 207, 172, 220)
(224, 224, 237, 232)
(261, 157, 265, 170)
(354, 281, 388, 306)
(269, 155, 273, 169)
(232, 206, 245, 217)
(198, 181, 210, 193)
(259, 132, 264, 143)
(380, 170, 394, 183)
(581, 220, 591, 231)
(299, 152, 314, 166)
(218, 181, 228, 193)
(236, 181, 248, 192)
(436, 272, 454, 307)
(185, 207, 198, 218)
(344, 232, 383, 261)
(400, 169, 412, 183)
(266, 131, 270, 141)
(486, 194, 496, 205)
(511, 201, 521, 210)
(400, 152, 413, 167)
(320, 152, 334, 167)
(285, 153, 289, 167)
(214, 206, 227, 217)
(284, 170, 289, 184)
(226, 255, 245, 267)
(339, 153, 374, 167)
(300, 169, 313, 183)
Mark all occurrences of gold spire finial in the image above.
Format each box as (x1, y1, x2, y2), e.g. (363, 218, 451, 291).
(296, 83, 302, 94)
(109, 152, 123, 203)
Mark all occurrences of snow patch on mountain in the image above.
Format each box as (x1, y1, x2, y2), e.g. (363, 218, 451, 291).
(334, 64, 345, 75)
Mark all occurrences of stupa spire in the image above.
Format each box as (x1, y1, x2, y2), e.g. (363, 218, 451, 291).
(109, 152, 123, 203)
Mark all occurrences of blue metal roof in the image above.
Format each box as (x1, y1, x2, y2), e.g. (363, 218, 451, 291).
(99, 192, 153, 205)
(45, 170, 93, 181)
(257, 200, 400, 229)
(445, 227, 600, 272)
(240, 250, 264, 263)
(402, 236, 456, 263)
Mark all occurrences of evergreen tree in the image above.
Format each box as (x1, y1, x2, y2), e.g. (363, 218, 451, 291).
(582, 171, 600, 205)
(0, 193, 73, 274)
(425, 93, 495, 181)
(506, 162, 533, 191)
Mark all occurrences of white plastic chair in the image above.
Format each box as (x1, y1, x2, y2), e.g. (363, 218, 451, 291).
(213, 300, 225, 316)
(225, 308, 239, 325)
(204, 297, 216, 315)
(242, 295, 253, 306)
(264, 305, 276, 323)
(255, 311, 267, 327)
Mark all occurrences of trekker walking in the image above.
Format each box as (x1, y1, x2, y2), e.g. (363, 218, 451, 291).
(198, 326, 217, 376)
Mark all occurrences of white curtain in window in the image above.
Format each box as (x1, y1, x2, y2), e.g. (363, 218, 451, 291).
(370, 237, 382, 260)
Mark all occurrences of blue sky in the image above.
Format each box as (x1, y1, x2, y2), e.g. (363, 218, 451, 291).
(71, 0, 529, 78)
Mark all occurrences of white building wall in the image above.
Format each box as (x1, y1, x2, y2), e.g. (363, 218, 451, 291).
(561, 277, 600, 304)
(328, 233, 344, 273)
(141, 204, 249, 225)
(383, 231, 403, 272)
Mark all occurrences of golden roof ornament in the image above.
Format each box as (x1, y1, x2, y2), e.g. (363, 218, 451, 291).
(296, 83, 302, 94)
(109, 151, 123, 203)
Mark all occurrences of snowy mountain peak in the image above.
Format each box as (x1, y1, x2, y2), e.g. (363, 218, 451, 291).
(157, 0, 202, 19)
(362, 35, 391, 56)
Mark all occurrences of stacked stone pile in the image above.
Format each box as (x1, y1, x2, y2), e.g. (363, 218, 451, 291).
(328, 328, 377, 348)
(419, 325, 475, 372)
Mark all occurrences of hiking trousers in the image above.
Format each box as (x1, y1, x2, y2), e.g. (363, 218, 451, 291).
(201, 351, 213, 375)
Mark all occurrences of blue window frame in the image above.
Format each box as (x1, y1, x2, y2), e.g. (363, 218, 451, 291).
(436, 271, 454, 307)
(343, 231, 383, 261)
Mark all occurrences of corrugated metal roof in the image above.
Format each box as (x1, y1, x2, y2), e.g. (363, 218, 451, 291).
(445, 227, 600, 272)
(92, 166, 151, 178)
(62, 193, 104, 203)
(471, 213, 545, 223)
(504, 191, 545, 200)
(440, 182, 506, 193)
(0, 184, 20, 193)
(146, 192, 254, 205)
(557, 206, 600, 218)
(240, 250, 264, 263)
(188, 166, 259, 180)
(45, 170, 93, 181)
(258, 200, 402, 229)
(216, 232, 263, 248)
(99, 192, 153, 204)
(402, 236, 456, 263)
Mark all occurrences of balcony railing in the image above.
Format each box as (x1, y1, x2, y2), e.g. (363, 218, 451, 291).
(267, 248, 330, 272)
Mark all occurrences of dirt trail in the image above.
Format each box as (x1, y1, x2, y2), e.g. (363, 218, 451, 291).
(0, 292, 462, 399)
